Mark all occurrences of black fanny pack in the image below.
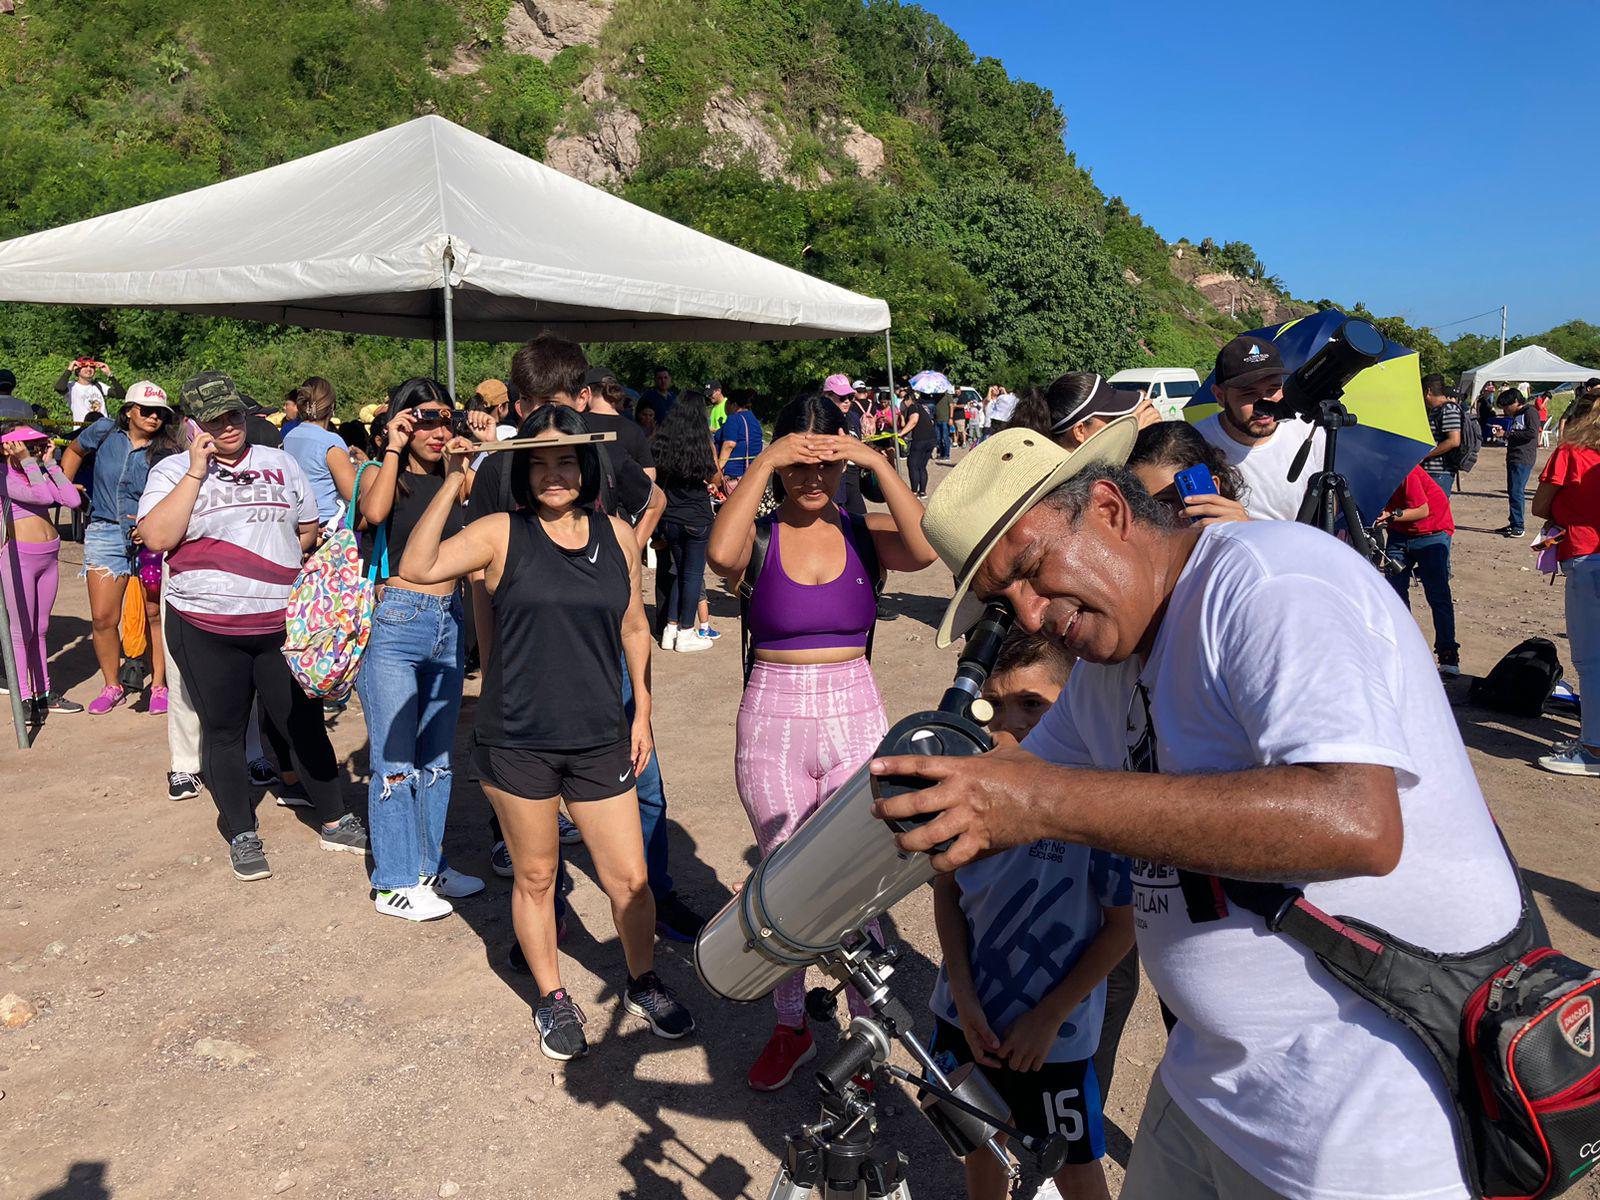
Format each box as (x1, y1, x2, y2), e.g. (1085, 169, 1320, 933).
(1180, 865, 1600, 1198)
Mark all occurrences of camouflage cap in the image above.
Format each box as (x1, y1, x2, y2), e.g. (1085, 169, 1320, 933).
(180, 371, 246, 421)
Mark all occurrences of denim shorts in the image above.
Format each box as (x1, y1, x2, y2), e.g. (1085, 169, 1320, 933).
(82, 520, 134, 577)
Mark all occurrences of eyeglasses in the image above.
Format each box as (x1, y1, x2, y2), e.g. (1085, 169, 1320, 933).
(214, 465, 260, 485)
(410, 407, 453, 428)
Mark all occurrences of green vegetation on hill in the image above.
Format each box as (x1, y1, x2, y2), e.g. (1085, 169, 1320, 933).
(0, 0, 1587, 421)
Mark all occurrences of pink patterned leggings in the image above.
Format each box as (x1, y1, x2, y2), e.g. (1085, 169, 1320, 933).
(735, 657, 889, 1027)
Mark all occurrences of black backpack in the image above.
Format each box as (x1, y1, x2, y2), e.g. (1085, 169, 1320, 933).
(736, 512, 883, 683)
(1456, 406, 1485, 474)
(1468, 637, 1564, 717)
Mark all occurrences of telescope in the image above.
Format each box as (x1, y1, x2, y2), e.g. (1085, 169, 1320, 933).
(694, 601, 1012, 1002)
(696, 601, 1071, 1198)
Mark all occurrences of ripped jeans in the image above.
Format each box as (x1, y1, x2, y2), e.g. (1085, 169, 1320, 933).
(356, 587, 465, 891)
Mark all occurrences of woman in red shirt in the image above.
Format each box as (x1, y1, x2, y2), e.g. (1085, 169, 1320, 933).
(1531, 381, 1600, 774)
(1376, 465, 1458, 676)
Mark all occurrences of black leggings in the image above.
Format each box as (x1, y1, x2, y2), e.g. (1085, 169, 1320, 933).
(165, 610, 344, 839)
(907, 443, 933, 494)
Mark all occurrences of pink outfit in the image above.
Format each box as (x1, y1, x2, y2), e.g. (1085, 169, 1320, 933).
(735, 657, 888, 1026)
(2, 459, 80, 699)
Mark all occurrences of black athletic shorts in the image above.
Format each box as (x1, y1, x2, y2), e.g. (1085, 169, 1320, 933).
(928, 1019, 1105, 1161)
(472, 739, 636, 803)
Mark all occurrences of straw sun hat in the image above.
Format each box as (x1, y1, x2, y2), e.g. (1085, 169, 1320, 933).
(921, 416, 1139, 647)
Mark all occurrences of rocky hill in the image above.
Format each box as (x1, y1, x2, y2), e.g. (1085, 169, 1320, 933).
(0, 0, 1298, 408)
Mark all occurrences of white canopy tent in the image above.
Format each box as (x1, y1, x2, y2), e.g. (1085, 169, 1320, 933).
(1458, 345, 1599, 404)
(0, 114, 892, 394)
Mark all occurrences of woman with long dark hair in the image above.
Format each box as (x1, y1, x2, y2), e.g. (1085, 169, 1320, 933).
(61, 382, 187, 715)
(1040, 372, 1160, 448)
(399, 404, 694, 1061)
(651, 390, 720, 653)
(899, 390, 935, 498)
(707, 394, 937, 1090)
(1125, 419, 1250, 526)
(354, 378, 483, 922)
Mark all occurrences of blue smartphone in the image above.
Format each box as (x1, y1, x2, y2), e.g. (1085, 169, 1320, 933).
(1173, 464, 1218, 501)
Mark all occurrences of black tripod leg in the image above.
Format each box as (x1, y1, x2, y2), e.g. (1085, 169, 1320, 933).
(1335, 481, 1379, 563)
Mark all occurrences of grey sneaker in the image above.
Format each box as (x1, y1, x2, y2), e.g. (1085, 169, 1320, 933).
(230, 833, 271, 881)
(534, 989, 588, 1061)
(625, 970, 696, 1040)
(318, 813, 368, 855)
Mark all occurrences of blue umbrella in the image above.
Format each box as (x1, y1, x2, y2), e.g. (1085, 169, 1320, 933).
(1183, 308, 1430, 522)
(910, 370, 953, 395)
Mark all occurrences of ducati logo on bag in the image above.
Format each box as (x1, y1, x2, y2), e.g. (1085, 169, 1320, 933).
(1559, 995, 1594, 1057)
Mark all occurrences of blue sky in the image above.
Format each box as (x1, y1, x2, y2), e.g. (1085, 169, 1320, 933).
(922, 1, 1595, 339)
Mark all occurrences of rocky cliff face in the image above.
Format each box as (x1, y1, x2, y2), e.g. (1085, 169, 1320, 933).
(503, 0, 614, 63)
(1171, 247, 1310, 326)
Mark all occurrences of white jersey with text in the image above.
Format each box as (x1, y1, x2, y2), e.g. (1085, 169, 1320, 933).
(138, 447, 317, 637)
(1022, 520, 1519, 1200)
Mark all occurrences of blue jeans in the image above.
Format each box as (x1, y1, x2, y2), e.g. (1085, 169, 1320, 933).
(1507, 459, 1533, 532)
(1424, 469, 1453, 497)
(1384, 531, 1458, 663)
(553, 652, 671, 917)
(81, 519, 134, 577)
(356, 588, 465, 891)
(934, 421, 952, 458)
(662, 520, 709, 629)
(1566, 555, 1600, 747)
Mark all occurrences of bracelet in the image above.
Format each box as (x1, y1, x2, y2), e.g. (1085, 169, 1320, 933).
(184, 471, 206, 481)
(384, 447, 402, 458)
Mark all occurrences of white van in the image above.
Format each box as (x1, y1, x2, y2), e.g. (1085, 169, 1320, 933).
(1109, 367, 1203, 421)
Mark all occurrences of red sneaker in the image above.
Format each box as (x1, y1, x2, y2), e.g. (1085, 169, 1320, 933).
(748, 1023, 816, 1092)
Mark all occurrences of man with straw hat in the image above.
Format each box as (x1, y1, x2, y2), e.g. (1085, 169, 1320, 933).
(870, 421, 1522, 1199)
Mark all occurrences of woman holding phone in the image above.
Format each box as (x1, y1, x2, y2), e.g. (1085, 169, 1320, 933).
(398, 405, 694, 1062)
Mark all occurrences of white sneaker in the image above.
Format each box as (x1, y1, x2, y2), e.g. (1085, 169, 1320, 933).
(373, 884, 453, 922)
(660, 624, 679, 651)
(423, 867, 485, 899)
(675, 632, 714, 653)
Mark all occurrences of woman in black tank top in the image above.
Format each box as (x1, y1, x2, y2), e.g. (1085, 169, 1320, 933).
(399, 406, 694, 1061)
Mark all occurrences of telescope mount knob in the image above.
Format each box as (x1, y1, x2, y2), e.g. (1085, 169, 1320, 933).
(968, 697, 995, 724)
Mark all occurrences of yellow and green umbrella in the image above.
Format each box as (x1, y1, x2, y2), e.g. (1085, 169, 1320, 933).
(1184, 308, 1430, 521)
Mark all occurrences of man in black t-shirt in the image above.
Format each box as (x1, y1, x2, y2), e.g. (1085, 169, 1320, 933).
(473, 334, 702, 946)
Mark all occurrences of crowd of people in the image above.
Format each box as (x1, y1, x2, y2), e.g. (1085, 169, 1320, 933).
(1, 333, 1597, 1200)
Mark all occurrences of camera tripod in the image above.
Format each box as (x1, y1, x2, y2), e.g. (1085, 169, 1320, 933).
(764, 937, 1068, 1199)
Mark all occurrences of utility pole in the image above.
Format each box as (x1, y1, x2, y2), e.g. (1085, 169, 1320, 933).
(1500, 305, 1507, 358)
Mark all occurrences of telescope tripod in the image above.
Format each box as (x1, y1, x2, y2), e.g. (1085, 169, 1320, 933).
(765, 939, 1067, 1199)
(1291, 398, 1387, 570)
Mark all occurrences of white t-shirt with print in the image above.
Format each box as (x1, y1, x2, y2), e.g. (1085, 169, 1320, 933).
(69, 381, 108, 425)
(1194, 413, 1326, 520)
(137, 447, 317, 637)
(1022, 520, 1519, 1200)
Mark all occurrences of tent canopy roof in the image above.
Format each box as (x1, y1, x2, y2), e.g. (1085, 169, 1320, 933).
(0, 115, 890, 344)
(1458, 345, 1599, 403)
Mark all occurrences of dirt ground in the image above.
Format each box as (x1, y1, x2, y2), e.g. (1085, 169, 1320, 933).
(3, 446, 1598, 1200)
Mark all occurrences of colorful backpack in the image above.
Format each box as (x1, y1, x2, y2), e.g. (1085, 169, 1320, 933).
(282, 464, 387, 699)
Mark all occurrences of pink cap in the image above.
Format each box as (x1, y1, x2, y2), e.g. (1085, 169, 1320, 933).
(1, 426, 49, 444)
(822, 373, 854, 397)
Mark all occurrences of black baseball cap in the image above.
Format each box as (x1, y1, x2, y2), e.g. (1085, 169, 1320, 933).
(1215, 335, 1286, 389)
(583, 366, 616, 390)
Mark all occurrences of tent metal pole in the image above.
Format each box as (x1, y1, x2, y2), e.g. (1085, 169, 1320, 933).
(883, 330, 905, 480)
(0, 495, 32, 748)
(1500, 305, 1507, 358)
(442, 243, 457, 400)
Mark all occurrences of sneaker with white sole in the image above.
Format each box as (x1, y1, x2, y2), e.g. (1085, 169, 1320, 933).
(534, 989, 589, 1061)
(167, 770, 201, 801)
(1537, 744, 1600, 776)
(624, 970, 696, 1039)
(229, 833, 271, 882)
(557, 812, 583, 845)
(490, 839, 515, 878)
(318, 813, 369, 854)
(675, 632, 714, 653)
(373, 884, 453, 922)
(660, 624, 679, 651)
(422, 867, 485, 898)
(248, 757, 279, 788)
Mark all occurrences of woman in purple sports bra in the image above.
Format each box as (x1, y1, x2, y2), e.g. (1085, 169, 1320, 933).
(708, 393, 937, 1091)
